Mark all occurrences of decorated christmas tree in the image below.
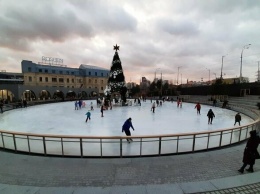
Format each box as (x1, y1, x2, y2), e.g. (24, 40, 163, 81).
(106, 44, 127, 103)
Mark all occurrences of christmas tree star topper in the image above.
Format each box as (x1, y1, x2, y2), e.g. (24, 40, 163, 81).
(113, 44, 120, 51)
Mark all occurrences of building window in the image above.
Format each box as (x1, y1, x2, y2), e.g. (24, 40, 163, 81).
(71, 72, 74, 75)
(59, 78, 64, 83)
(72, 86, 74, 88)
(101, 87, 103, 90)
(66, 71, 69, 75)
(45, 69, 48, 73)
(107, 73, 109, 76)
(45, 77, 48, 82)
(101, 73, 103, 76)
(52, 70, 55, 74)
(59, 71, 63, 74)
(67, 86, 70, 88)
(89, 72, 91, 75)
(89, 87, 91, 89)
(39, 69, 42, 72)
(29, 76, 32, 82)
(101, 80, 103, 84)
(89, 79, 91, 83)
(28, 67, 31, 72)
(95, 72, 97, 76)
(39, 77, 42, 82)
(95, 79, 97, 83)
(79, 79, 82, 83)
(72, 79, 74, 83)
(52, 78, 57, 82)
(67, 78, 69, 83)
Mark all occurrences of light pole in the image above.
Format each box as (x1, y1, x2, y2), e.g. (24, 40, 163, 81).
(240, 44, 251, 83)
(206, 68, 210, 84)
(155, 68, 162, 97)
(177, 66, 181, 85)
(220, 54, 227, 80)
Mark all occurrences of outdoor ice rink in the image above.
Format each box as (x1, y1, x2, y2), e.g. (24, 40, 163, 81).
(0, 100, 254, 136)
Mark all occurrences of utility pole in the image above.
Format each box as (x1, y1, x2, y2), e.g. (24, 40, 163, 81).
(160, 71, 163, 97)
(257, 61, 260, 82)
(240, 44, 251, 83)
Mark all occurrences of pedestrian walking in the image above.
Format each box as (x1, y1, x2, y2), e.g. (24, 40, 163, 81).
(122, 118, 135, 143)
(101, 105, 104, 117)
(194, 102, 201, 115)
(234, 113, 242, 126)
(238, 130, 260, 173)
(207, 109, 215, 124)
(85, 111, 91, 122)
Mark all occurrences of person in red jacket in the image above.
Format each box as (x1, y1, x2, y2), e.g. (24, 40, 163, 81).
(194, 102, 201, 115)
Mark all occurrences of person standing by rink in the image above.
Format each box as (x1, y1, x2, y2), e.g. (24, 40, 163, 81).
(207, 109, 215, 124)
(122, 118, 135, 143)
(194, 102, 201, 115)
(85, 111, 91, 122)
(234, 113, 242, 126)
(238, 130, 260, 173)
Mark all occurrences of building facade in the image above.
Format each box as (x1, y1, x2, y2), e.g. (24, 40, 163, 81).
(0, 60, 110, 102)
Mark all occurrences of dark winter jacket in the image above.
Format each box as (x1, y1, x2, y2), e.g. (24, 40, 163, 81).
(195, 103, 201, 110)
(207, 110, 215, 118)
(243, 132, 260, 165)
(122, 119, 134, 132)
(235, 114, 241, 122)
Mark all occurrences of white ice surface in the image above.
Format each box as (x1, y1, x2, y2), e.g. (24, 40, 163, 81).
(0, 100, 254, 136)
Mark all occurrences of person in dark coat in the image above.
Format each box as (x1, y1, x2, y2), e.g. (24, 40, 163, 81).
(122, 118, 135, 143)
(194, 102, 201, 115)
(0, 99, 3, 113)
(238, 130, 260, 173)
(207, 109, 215, 124)
(234, 113, 242, 126)
(100, 105, 104, 117)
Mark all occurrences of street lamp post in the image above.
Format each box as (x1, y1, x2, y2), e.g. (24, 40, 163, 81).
(213, 73, 216, 79)
(206, 68, 210, 84)
(240, 44, 251, 83)
(155, 68, 162, 97)
(177, 66, 181, 85)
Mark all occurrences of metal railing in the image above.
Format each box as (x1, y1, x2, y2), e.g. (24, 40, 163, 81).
(0, 103, 259, 158)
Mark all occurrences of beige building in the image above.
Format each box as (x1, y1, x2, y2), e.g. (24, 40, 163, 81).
(22, 61, 109, 95)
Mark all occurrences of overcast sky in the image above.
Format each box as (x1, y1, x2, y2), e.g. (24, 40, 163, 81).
(0, 0, 259, 84)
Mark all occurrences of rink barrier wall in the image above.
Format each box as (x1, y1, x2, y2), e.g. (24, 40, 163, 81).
(0, 103, 259, 158)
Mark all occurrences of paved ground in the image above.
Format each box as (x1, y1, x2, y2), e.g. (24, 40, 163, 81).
(0, 142, 260, 194)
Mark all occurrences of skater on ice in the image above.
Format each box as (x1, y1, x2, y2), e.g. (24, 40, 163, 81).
(75, 101, 79, 110)
(151, 102, 156, 113)
(207, 109, 215, 124)
(234, 113, 242, 126)
(122, 118, 135, 143)
(85, 111, 91, 122)
(101, 105, 104, 117)
(194, 102, 201, 115)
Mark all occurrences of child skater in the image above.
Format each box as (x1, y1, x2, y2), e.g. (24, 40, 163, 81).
(85, 111, 91, 122)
